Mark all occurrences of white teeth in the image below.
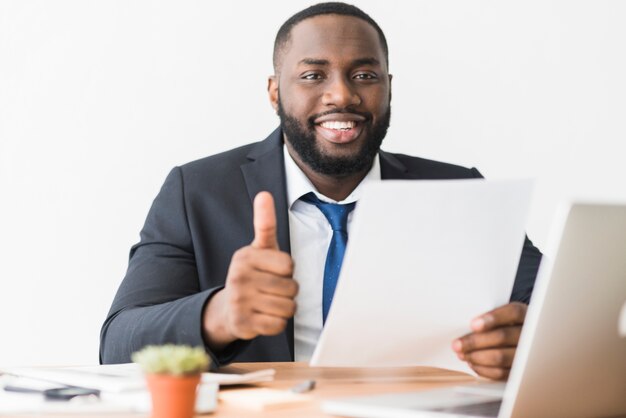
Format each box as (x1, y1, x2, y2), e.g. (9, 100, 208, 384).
(320, 120, 356, 130)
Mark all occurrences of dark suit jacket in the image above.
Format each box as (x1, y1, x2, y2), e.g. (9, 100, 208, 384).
(100, 127, 542, 366)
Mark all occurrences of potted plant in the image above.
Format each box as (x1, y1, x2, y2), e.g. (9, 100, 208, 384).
(132, 344, 210, 418)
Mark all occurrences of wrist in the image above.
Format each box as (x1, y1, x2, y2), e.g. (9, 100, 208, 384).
(202, 289, 237, 351)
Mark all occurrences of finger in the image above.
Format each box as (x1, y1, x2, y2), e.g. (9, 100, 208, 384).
(468, 364, 510, 381)
(252, 191, 279, 250)
(464, 348, 516, 368)
(250, 313, 289, 336)
(256, 275, 299, 298)
(253, 294, 297, 318)
(470, 302, 527, 332)
(453, 326, 522, 353)
(230, 247, 294, 277)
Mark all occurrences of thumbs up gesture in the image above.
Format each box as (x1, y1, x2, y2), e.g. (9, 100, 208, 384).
(251, 191, 281, 250)
(202, 192, 298, 350)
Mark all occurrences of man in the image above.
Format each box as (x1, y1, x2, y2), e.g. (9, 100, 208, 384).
(100, 2, 542, 380)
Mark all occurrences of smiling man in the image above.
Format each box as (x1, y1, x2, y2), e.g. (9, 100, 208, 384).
(100, 2, 542, 380)
(272, 11, 391, 202)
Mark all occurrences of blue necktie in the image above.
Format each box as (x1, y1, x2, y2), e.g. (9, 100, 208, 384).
(301, 192, 356, 324)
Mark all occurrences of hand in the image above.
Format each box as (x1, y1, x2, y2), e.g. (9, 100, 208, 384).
(452, 302, 527, 380)
(203, 192, 298, 350)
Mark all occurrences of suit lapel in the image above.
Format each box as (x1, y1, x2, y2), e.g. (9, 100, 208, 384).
(240, 127, 294, 360)
(241, 145, 409, 251)
(379, 150, 410, 179)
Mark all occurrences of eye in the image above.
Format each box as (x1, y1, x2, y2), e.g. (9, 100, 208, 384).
(301, 72, 323, 81)
(353, 72, 378, 81)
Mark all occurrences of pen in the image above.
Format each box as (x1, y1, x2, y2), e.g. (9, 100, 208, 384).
(289, 379, 316, 393)
(4, 385, 44, 395)
(3, 385, 100, 400)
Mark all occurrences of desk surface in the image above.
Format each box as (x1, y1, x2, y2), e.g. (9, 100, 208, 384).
(8, 362, 474, 418)
(214, 362, 474, 418)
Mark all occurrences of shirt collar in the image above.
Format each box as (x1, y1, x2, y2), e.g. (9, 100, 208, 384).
(283, 145, 381, 208)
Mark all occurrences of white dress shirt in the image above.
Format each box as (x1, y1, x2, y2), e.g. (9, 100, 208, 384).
(283, 146, 381, 361)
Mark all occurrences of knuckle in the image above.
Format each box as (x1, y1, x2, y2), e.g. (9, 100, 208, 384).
(277, 253, 294, 274)
(232, 247, 248, 262)
(271, 276, 285, 288)
(231, 313, 248, 332)
(494, 368, 508, 380)
(227, 264, 248, 285)
(228, 272, 244, 285)
(276, 318, 288, 333)
(236, 247, 259, 265)
(287, 300, 297, 316)
(513, 302, 527, 319)
(284, 256, 295, 272)
(230, 297, 243, 309)
(288, 280, 299, 297)
(229, 291, 248, 308)
(495, 328, 509, 345)
(492, 350, 505, 365)
(259, 318, 285, 335)
(462, 336, 475, 351)
(254, 318, 271, 335)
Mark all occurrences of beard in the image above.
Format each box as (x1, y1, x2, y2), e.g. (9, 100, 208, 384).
(277, 96, 391, 177)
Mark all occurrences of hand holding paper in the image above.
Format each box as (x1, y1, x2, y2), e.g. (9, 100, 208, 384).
(453, 302, 528, 380)
(310, 179, 533, 375)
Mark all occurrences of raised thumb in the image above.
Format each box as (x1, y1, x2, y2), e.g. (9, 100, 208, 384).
(251, 191, 279, 249)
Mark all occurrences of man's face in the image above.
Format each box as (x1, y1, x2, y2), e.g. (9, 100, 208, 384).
(269, 14, 391, 177)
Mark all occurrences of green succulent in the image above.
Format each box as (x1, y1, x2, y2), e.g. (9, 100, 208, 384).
(132, 344, 210, 375)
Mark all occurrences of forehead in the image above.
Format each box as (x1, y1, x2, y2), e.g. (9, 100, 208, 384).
(283, 14, 386, 69)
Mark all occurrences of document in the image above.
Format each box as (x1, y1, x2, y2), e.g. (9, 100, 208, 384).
(310, 179, 533, 373)
(0, 363, 275, 414)
(1, 363, 275, 392)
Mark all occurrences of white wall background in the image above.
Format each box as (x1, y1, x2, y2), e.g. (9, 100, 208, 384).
(1, 0, 624, 366)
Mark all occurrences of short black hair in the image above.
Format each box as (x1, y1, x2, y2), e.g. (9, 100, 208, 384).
(273, 2, 389, 73)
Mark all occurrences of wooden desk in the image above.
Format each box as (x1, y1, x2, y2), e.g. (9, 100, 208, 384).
(2, 363, 473, 418)
(214, 362, 475, 417)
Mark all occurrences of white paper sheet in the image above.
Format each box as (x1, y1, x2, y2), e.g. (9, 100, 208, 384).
(310, 179, 533, 373)
(0, 373, 217, 415)
(0, 363, 274, 414)
(1, 363, 275, 392)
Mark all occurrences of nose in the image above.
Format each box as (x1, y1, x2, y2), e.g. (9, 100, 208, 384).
(322, 76, 362, 108)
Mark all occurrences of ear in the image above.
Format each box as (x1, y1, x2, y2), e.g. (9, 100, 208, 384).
(267, 75, 279, 112)
(388, 73, 393, 102)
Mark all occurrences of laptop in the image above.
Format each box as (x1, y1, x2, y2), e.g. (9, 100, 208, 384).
(323, 203, 626, 418)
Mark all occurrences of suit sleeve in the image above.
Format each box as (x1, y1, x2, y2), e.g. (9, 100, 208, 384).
(469, 167, 542, 304)
(99, 167, 245, 367)
(509, 237, 542, 304)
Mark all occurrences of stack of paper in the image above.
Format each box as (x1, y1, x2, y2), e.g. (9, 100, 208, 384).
(0, 363, 275, 414)
(1, 363, 275, 391)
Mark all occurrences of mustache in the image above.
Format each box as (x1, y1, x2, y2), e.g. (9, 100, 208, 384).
(307, 109, 372, 127)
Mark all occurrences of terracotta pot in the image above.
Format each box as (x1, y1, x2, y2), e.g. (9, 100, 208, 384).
(146, 373, 201, 418)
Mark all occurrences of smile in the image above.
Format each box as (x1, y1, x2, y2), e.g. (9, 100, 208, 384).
(315, 120, 364, 144)
(319, 120, 357, 131)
